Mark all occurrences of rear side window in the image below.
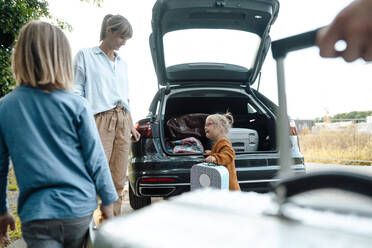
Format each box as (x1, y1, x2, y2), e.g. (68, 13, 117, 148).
(247, 103, 257, 114)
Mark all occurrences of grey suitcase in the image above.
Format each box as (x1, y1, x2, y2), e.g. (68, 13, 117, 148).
(228, 128, 259, 152)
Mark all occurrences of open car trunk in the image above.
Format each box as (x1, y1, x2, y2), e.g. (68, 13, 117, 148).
(161, 88, 276, 154)
(150, 0, 279, 86)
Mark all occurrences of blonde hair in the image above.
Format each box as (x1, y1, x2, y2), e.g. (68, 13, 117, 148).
(207, 113, 234, 135)
(100, 14, 133, 41)
(11, 21, 73, 91)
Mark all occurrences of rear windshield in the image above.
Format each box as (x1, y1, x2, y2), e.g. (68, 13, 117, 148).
(163, 29, 261, 69)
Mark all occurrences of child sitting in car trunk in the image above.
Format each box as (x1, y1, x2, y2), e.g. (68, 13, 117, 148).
(204, 113, 241, 191)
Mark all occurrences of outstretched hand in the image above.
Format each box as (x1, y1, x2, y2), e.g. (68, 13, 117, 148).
(316, 0, 372, 62)
(0, 212, 15, 245)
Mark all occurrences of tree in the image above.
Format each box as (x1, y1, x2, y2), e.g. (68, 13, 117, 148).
(0, 0, 103, 97)
(333, 111, 372, 121)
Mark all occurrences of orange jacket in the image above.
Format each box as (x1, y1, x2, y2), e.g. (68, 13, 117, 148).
(210, 138, 241, 191)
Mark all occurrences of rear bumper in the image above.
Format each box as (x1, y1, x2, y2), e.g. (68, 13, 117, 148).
(238, 163, 305, 192)
(138, 182, 189, 197)
(128, 157, 305, 197)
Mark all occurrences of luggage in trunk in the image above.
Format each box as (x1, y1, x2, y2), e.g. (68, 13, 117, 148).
(228, 128, 259, 152)
(164, 111, 274, 153)
(166, 113, 208, 140)
(163, 90, 277, 153)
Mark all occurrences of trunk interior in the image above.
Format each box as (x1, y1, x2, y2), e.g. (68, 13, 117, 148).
(162, 89, 276, 154)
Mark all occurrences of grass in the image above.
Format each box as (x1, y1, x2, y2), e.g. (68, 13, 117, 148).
(7, 167, 18, 191)
(8, 203, 22, 242)
(299, 126, 372, 165)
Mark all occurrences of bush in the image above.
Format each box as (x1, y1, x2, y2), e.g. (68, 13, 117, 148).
(0, 0, 50, 97)
(0, 48, 13, 97)
(0, 0, 104, 97)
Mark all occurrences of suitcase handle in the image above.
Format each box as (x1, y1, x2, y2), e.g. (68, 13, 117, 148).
(196, 160, 224, 167)
(271, 28, 320, 59)
(273, 171, 372, 200)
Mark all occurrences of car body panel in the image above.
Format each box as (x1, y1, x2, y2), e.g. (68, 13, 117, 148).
(129, 85, 305, 200)
(128, 149, 305, 197)
(128, 0, 304, 208)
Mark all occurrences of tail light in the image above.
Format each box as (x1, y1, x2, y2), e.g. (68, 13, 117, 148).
(136, 121, 152, 138)
(289, 119, 298, 136)
(139, 178, 176, 183)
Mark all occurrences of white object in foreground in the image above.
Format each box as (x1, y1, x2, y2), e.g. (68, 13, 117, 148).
(93, 189, 372, 248)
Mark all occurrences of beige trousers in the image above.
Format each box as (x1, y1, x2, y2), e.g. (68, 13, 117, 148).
(94, 106, 131, 216)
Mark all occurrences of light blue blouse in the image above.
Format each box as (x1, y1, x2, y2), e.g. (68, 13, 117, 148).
(73, 47, 131, 115)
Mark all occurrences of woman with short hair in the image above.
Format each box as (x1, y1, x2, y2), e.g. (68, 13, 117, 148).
(0, 21, 118, 247)
(73, 14, 140, 216)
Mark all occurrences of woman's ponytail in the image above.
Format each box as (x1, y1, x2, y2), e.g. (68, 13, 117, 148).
(99, 14, 133, 42)
(100, 14, 113, 41)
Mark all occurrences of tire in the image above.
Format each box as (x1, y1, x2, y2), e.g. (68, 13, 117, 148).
(129, 183, 151, 210)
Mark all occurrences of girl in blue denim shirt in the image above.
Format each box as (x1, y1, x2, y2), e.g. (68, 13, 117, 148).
(0, 21, 118, 248)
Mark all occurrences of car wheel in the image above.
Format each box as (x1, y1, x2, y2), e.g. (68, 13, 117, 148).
(129, 183, 151, 210)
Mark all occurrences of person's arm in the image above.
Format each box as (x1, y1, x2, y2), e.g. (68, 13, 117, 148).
(208, 144, 234, 166)
(316, 0, 372, 62)
(124, 64, 140, 142)
(76, 103, 118, 216)
(0, 133, 15, 244)
(73, 50, 87, 97)
(0, 132, 9, 217)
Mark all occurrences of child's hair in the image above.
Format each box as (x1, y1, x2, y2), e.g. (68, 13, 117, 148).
(12, 21, 73, 91)
(207, 113, 234, 135)
(100, 14, 133, 41)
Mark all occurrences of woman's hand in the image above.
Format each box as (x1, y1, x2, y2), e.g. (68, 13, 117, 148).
(127, 112, 141, 142)
(130, 128, 141, 142)
(0, 212, 15, 245)
(204, 155, 216, 164)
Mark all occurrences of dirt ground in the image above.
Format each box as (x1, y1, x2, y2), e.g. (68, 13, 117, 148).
(6, 182, 163, 248)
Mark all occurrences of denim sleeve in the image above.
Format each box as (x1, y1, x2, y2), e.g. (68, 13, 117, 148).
(76, 105, 118, 206)
(0, 131, 9, 214)
(73, 50, 86, 98)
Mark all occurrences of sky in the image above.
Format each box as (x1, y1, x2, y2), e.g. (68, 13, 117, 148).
(47, 0, 372, 122)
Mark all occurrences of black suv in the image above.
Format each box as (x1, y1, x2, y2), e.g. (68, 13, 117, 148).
(128, 0, 305, 210)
